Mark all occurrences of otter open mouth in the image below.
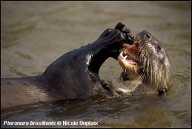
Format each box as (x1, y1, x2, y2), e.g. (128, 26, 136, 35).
(118, 43, 140, 75)
(117, 31, 171, 96)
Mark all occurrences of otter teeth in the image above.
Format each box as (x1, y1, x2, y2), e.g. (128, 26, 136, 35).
(123, 55, 128, 60)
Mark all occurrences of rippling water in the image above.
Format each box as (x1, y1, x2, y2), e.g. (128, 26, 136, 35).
(1, 1, 191, 128)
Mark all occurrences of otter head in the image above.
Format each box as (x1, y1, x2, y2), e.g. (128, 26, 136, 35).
(118, 30, 171, 95)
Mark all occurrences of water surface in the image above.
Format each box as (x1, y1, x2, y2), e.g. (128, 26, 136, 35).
(1, 1, 191, 128)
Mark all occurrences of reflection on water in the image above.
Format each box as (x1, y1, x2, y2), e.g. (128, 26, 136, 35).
(1, 1, 191, 128)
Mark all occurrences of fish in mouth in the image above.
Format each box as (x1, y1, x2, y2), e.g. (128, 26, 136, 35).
(118, 30, 171, 95)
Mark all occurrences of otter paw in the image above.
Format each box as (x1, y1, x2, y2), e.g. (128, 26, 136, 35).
(158, 87, 168, 96)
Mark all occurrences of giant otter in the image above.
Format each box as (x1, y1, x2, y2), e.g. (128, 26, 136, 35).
(116, 30, 171, 96)
(1, 23, 134, 111)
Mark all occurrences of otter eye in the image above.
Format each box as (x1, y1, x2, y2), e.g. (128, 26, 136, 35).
(146, 33, 150, 38)
(145, 33, 151, 40)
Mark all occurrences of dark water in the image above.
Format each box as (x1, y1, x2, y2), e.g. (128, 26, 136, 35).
(1, 1, 191, 128)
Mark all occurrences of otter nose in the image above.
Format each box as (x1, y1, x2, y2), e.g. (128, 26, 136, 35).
(127, 35, 134, 44)
(121, 33, 134, 45)
(115, 22, 134, 45)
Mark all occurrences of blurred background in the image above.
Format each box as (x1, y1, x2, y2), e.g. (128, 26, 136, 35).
(1, 1, 191, 128)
